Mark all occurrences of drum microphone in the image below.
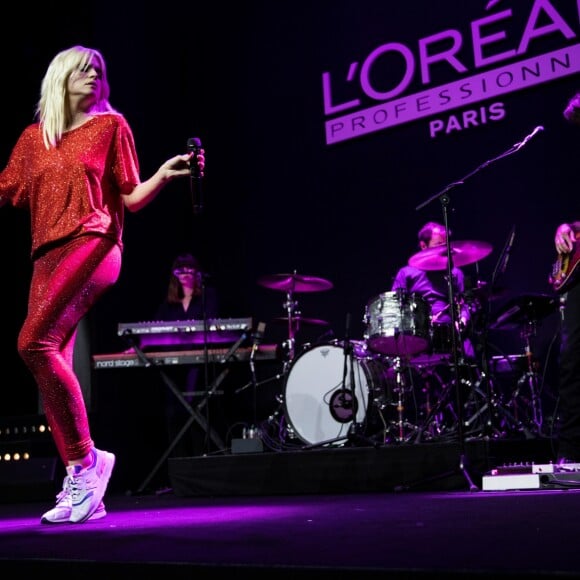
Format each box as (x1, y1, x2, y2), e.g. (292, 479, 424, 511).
(187, 137, 203, 214)
(251, 322, 266, 357)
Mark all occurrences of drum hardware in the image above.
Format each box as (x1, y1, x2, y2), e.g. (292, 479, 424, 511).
(256, 393, 306, 452)
(411, 353, 526, 442)
(461, 369, 510, 439)
(461, 367, 535, 440)
(383, 357, 423, 443)
(283, 291, 298, 361)
(410, 362, 458, 443)
(447, 347, 530, 441)
(409, 358, 506, 444)
(460, 362, 526, 440)
(488, 292, 559, 436)
(257, 271, 333, 362)
(508, 323, 545, 435)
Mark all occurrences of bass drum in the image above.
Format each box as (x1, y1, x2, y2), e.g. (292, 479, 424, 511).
(283, 342, 388, 446)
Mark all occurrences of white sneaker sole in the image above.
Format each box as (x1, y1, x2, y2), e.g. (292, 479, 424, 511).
(70, 450, 116, 524)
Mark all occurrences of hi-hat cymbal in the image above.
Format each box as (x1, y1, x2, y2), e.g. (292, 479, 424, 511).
(257, 273, 333, 293)
(489, 293, 559, 330)
(273, 315, 330, 326)
(408, 240, 493, 271)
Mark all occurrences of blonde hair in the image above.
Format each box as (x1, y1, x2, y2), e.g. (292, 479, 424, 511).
(35, 45, 117, 149)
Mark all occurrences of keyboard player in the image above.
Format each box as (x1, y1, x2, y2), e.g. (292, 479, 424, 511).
(139, 253, 221, 468)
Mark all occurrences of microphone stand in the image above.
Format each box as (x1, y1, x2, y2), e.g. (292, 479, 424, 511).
(407, 133, 536, 492)
(472, 225, 528, 438)
(248, 322, 266, 437)
(199, 273, 211, 453)
(341, 313, 357, 439)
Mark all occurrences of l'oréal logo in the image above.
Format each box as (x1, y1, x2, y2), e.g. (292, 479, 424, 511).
(323, 0, 580, 144)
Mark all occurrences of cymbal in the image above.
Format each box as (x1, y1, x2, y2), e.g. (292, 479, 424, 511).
(273, 316, 330, 326)
(490, 293, 559, 330)
(408, 240, 493, 271)
(257, 273, 333, 293)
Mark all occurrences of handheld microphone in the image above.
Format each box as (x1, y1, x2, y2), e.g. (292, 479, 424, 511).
(187, 137, 203, 214)
(515, 126, 544, 151)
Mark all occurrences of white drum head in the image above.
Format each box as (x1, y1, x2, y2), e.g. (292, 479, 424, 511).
(283, 343, 370, 445)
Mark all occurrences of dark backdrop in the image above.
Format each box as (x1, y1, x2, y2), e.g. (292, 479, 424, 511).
(0, 2, 577, 467)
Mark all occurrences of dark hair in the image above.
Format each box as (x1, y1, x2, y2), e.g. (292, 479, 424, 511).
(417, 221, 447, 247)
(171, 253, 200, 272)
(167, 253, 202, 303)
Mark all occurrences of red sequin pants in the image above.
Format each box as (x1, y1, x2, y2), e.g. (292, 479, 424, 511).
(18, 235, 121, 464)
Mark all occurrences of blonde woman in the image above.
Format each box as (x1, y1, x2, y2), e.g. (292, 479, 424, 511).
(0, 45, 204, 523)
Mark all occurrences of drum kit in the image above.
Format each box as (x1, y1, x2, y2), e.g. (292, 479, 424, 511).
(255, 242, 558, 449)
(256, 272, 333, 361)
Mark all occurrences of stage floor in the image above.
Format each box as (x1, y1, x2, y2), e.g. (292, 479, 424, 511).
(0, 413, 574, 578)
(2, 485, 580, 578)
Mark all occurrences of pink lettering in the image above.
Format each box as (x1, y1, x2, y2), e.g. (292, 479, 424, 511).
(419, 30, 466, 84)
(518, 0, 575, 54)
(359, 43, 415, 100)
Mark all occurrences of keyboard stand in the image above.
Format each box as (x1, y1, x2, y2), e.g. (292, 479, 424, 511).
(128, 334, 248, 494)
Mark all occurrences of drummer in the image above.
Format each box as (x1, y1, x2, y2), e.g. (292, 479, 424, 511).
(391, 221, 474, 361)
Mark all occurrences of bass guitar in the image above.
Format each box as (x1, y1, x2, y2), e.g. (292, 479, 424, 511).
(549, 239, 580, 294)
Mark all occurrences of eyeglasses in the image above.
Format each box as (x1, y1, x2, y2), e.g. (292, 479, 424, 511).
(173, 267, 196, 276)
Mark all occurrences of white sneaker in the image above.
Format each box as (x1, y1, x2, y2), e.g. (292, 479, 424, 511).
(67, 448, 116, 523)
(41, 475, 107, 524)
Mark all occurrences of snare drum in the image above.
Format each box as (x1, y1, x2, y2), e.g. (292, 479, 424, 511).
(364, 290, 430, 356)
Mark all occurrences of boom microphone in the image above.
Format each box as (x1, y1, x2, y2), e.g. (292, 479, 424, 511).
(515, 126, 544, 151)
(187, 137, 203, 214)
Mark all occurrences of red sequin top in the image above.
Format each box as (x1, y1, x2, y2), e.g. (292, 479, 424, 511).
(0, 113, 140, 258)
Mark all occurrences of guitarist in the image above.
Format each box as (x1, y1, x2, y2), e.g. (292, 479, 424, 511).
(554, 91, 580, 465)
